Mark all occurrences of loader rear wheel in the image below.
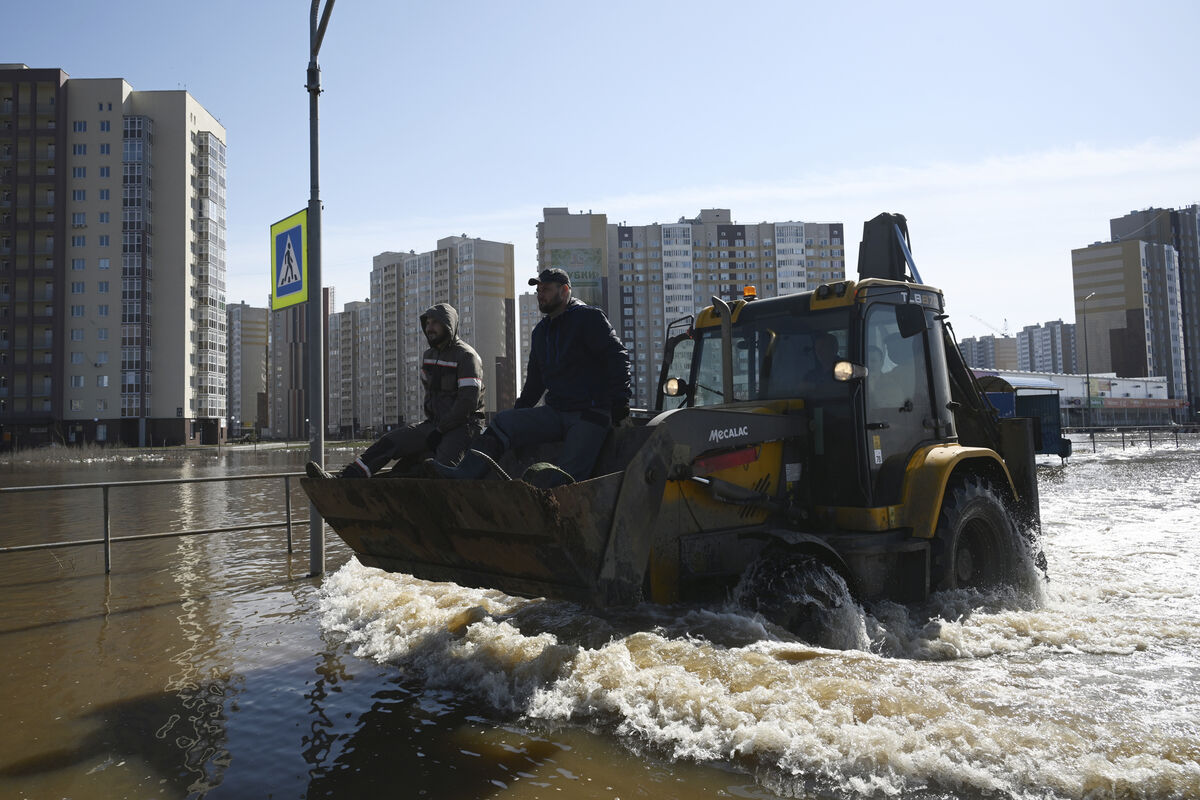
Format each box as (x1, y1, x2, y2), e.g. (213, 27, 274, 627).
(931, 476, 1021, 592)
(735, 552, 849, 644)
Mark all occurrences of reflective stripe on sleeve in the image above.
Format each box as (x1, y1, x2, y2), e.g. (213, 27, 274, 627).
(457, 377, 482, 388)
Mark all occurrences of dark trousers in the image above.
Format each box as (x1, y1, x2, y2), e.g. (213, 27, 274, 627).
(357, 418, 480, 475)
(488, 405, 611, 481)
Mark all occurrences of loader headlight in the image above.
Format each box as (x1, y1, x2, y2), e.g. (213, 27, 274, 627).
(833, 360, 867, 381)
(664, 377, 691, 397)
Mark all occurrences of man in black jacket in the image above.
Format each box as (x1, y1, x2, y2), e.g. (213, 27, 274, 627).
(431, 268, 631, 485)
(307, 302, 485, 478)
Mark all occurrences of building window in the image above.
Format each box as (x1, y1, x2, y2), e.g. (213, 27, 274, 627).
(99, 143, 110, 155)
(71, 236, 85, 247)
(98, 235, 110, 247)
(98, 212, 109, 224)
(99, 166, 110, 178)
(95, 352, 108, 364)
(72, 167, 85, 178)
(71, 282, 84, 293)
(97, 375, 109, 388)
(97, 399, 107, 411)
(71, 258, 85, 271)
(98, 304, 109, 316)
(70, 375, 84, 388)
(72, 213, 86, 226)
(72, 144, 87, 155)
(97, 328, 108, 341)
(71, 352, 83, 364)
(98, 258, 110, 270)
(71, 328, 84, 341)
(98, 281, 109, 293)
(72, 190, 86, 202)
(99, 189, 110, 201)
(70, 305, 84, 317)
(73, 121, 86, 132)
(70, 399, 82, 411)
(99, 121, 111, 132)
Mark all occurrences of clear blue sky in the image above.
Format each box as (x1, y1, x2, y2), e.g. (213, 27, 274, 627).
(7, 0, 1200, 338)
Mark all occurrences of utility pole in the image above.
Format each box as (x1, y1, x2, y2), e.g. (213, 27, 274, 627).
(306, 0, 335, 577)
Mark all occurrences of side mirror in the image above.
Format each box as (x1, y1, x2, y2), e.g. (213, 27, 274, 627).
(663, 377, 691, 397)
(895, 303, 928, 338)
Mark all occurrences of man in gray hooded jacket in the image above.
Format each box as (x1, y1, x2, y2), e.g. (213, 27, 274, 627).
(307, 303, 485, 478)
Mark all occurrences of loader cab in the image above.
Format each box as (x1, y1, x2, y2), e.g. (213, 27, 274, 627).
(657, 281, 958, 511)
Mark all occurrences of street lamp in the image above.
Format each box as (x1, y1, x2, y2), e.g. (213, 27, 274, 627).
(1082, 291, 1095, 429)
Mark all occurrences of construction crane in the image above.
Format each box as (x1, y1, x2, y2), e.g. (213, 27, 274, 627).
(970, 315, 1010, 336)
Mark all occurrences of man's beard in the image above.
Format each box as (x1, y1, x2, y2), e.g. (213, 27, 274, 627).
(426, 330, 449, 347)
(538, 294, 564, 314)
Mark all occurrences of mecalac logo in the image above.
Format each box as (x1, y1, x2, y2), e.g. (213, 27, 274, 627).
(708, 425, 750, 444)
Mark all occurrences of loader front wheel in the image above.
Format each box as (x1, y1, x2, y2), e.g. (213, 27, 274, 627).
(930, 476, 1021, 592)
(735, 552, 850, 644)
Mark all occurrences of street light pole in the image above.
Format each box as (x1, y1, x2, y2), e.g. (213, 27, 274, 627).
(306, 0, 335, 577)
(1082, 291, 1095, 429)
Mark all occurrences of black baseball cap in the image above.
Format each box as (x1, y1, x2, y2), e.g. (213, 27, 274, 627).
(528, 268, 571, 287)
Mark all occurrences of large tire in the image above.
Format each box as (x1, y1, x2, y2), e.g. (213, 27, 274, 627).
(930, 476, 1022, 592)
(735, 551, 850, 643)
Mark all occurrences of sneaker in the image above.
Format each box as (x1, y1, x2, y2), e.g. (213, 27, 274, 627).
(305, 461, 333, 479)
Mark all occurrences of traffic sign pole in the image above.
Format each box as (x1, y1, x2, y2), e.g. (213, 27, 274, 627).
(306, 0, 335, 577)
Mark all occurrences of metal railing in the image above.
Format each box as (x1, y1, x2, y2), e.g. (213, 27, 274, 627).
(0, 472, 307, 573)
(1064, 426, 1200, 453)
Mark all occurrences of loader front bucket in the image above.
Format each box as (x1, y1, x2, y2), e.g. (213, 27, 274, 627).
(301, 474, 623, 604)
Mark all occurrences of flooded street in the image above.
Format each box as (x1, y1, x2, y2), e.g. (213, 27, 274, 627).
(1, 440, 1198, 799)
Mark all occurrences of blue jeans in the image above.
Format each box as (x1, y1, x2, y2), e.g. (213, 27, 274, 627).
(488, 405, 611, 481)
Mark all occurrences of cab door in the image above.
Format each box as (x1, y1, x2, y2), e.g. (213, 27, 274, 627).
(863, 302, 935, 505)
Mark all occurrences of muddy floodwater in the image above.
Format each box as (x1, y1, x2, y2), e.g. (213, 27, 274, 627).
(0, 440, 1198, 799)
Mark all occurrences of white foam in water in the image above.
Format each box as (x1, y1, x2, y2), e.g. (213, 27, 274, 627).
(319, 443, 1200, 799)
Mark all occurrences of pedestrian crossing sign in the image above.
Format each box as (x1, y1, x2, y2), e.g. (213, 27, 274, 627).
(271, 209, 308, 310)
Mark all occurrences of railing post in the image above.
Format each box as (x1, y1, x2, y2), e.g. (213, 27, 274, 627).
(103, 485, 111, 573)
(285, 476, 294, 554)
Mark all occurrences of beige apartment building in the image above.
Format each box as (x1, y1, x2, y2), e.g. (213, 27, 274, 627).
(536, 208, 845, 408)
(0, 64, 227, 447)
(227, 302, 268, 438)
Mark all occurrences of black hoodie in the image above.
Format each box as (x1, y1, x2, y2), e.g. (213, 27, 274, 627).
(418, 303, 485, 431)
(516, 298, 631, 413)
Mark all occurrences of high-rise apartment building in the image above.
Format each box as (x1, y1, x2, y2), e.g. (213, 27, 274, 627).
(227, 302, 267, 438)
(1016, 320, 1076, 374)
(366, 237, 515, 430)
(1071, 239, 1187, 403)
(517, 292, 540, 388)
(957, 335, 1019, 370)
(269, 287, 332, 440)
(327, 299, 370, 437)
(536, 208, 845, 408)
(1, 64, 227, 447)
(1110, 206, 1200, 412)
